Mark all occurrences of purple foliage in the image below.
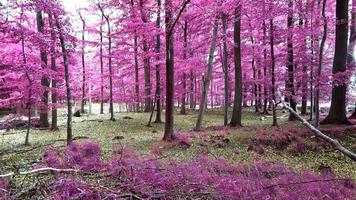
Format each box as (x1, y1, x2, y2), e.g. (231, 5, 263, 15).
(42, 142, 102, 171)
(39, 142, 355, 199)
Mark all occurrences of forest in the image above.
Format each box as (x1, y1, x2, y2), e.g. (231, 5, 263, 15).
(0, 0, 356, 199)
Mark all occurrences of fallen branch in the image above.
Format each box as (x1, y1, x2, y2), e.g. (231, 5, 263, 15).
(280, 97, 356, 161)
(0, 167, 80, 178)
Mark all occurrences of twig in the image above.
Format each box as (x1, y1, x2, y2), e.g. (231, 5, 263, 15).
(0, 167, 80, 178)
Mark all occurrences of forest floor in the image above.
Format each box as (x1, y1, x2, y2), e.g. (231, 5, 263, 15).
(1, 106, 355, 180)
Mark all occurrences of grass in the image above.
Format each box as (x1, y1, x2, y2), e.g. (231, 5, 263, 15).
(1, 106, 355, 180)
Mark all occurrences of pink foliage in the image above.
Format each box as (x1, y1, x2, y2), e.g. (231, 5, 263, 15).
(38, 142, 356, 199)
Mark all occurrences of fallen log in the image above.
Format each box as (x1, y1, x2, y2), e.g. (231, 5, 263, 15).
(280, 98, 356, 161)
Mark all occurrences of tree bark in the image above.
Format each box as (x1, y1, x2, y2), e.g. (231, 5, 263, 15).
(270, 18, 278, 127)
(154, 0, 162, 123)
(287, 0, 297, 121)
(315, 0, 327, 127)
(222, 14, 229, 126)
(180, 20, 188, 115)
(262, 21, 269, 115)
(48, 12, 58, 130)
(79, 12, 86, 114)
(189, 72, 195, 109)
(230, 7, 242, 127)
(195, 16, 219, 131)
(98, 4, 115, 121)
(100, 14, 104, 114)
(321, 0, 351, 124)
(163, 0, 175, 141)
(37, 11, 50, 127)
(140, 0, 152, 113)
(54, 12, 73, 145)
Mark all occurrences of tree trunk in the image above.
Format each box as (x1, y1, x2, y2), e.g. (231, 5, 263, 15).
(270, 18, 278, 127)
(154, 0, 162, 123)
(195, 16, 219, 131)
(287, 0, 297, 121)
(130, 0, 140, 112)
(262, 21, 269, 115)
(189, 72, 195, 109)
(37, 11, 50, 128)
(248, 19, 259, 113)
(301, 18, 308, 116)
(222, 14, 229, 126)
(79, 12, 86, 114)
(140, 0, 152, 113)
(100, 14, 104, 114)
(20, 10, 31, 145)
(315, 0, 327, 127)
(163, 0, 175, 141)
(180, 20, 188, 115)
(48, 12, 58, 130)
(321, 0, 351, 125)
(230, 7, 242, 127)
(54, 12, 73, 145)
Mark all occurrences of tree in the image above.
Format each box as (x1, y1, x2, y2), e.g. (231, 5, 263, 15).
(230, 6, 242, 127)
(48, 11, 58, 130)
(286, 0, 296, 121)
(195, 16, 219, 131)
(163, 0, 175, 141)
(98, 3, 115, 121)
(154, 0, 163, 123)
(221, 13, 229, 126)
(315, 0, 327, 127)
(53, 8, 73, 145)
(36, 10, 50, 127)
(321, 0, 351, 125)
(78, 11, 86, 114)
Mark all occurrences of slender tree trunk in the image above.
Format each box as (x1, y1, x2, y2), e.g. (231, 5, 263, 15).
(98, 11, 115, 121)
(79, 12, 86, 114)
(321, 0, 351, 124)
(287, 0, 297, 121)
(140, 0, 152, 113)
(48, 12, 58, 130)
(309, 30, 314, 121)
(163, 0, 175, 141)
(20, 11, 31, 145)
(248, 19, 259, 113)
(230, 7, 242, 127)
(54, 12, 73, 145)
(37, 11, 49, 127)
(315, 0, 327, 127)
(262, 21, 269, 114)
(270, 18, 278, 127)
(190, 72, 195, 109)
(154, 0, 162, 123)
(222, 14, 229, 126)
(195, 16, 219, 131)
(180, 20, 188, 115)
(301, 19, 308, 115)
(107, 21, 115, 121)
(100, 14, 104, 114)
(130, 0, 140, 112)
